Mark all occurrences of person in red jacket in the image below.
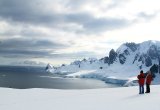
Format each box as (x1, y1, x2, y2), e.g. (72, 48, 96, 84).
(137, 70, 145, 94)
(145, 71, 153, 93)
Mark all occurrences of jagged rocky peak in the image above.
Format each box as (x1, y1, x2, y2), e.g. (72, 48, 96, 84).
(147, 45, 158, 59)
(99, 49, 117, 65)
(138, 40, 160, 54)
(46, 63, 55, 71)
(117, 42, 138, 54)
(71, 60, 81, 65)
(88, 58, 98, 62)
(70, 58, 98, 65)
(125, 42, 138, 52)
(102, 40, 160, 67)
(115, 42, 138, 64)
(136, 40, 160, 63)
(101, 57, 109, 64)
(109, 49, 117, 64)
(132, 40, 160, 68)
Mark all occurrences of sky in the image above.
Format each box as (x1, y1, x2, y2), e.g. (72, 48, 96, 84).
(0, 0, 160, 66)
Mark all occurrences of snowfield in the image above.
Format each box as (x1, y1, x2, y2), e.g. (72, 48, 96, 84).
(0, 85, 160, 110)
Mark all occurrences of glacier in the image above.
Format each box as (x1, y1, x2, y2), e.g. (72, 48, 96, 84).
(47, 40, 160, 86)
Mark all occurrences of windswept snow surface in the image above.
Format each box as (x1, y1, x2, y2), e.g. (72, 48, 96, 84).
(0, 85, 160, 110)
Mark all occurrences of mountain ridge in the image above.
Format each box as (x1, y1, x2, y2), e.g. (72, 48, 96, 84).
(48, 40, 160, 73)
(46, 40, 160, 86)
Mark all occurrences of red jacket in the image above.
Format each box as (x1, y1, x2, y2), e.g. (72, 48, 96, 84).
(137, 73, 145, 86)
(146, 74, 153, 85)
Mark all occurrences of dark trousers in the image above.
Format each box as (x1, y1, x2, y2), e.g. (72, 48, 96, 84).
(139, 85, 144, 94)
(146, 84, 150, 93)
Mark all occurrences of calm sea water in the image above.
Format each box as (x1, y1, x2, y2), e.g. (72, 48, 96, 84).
(0, 66, 118, 89)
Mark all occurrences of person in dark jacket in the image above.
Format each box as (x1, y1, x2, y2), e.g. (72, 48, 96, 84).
(137, 70, 145, 94)
(145, 71, 153, 93)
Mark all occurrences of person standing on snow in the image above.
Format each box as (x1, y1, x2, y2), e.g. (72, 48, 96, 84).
(145, 71, 153, 93)
(137, 70, 145, 94)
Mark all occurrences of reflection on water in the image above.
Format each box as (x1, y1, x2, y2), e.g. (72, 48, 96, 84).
(0, 66, 119, 89)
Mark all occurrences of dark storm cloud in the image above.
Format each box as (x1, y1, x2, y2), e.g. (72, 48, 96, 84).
(0, 0, 131, 34)
(0, 38, 69, 58)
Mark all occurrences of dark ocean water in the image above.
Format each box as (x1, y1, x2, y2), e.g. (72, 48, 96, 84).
(0, 66, 118, 89)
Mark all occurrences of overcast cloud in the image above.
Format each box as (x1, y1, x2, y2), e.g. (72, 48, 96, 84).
(0, 0, 160, 66)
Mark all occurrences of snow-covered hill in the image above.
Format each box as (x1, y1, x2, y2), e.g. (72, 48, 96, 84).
(0, 85, 160, 110)
(45, 63, 56, 73)
(47, 40, 160, 85)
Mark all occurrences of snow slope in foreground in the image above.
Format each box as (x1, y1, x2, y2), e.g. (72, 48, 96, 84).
(0, 85, 160, 110)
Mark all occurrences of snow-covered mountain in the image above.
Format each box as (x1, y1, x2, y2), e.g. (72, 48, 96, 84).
(98, 40, 160, 70)
(115, 40, 160, 68)
(47, 40, 160, 86)
(45, 63, 56, 73)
